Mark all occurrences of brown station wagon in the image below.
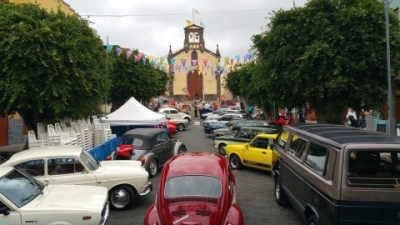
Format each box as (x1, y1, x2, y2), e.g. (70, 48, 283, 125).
(272, 124, 400, 225)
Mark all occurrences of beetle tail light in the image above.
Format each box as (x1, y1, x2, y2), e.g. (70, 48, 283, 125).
(139, 157, 145, 165)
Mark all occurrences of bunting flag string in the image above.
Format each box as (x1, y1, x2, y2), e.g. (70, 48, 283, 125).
(181, 59, 187, 67)
(191, 59, 197, 66)
(170, 58, 176, 65)
(126, 50, 132, 60)
(116, 47, 122, 57)
(203, 59, 208, 67)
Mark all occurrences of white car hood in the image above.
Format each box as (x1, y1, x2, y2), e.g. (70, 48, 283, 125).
(24, 185, 107, 211)
(96, 160, 148, 178)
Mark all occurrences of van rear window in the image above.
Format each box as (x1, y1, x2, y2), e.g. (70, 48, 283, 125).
(348, 151, 400, 189)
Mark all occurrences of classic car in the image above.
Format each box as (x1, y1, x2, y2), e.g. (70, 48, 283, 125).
(1, 146, 152, 210)
(211, 120, 270, 138)
(215, 126, 280, 155)
(204, 113, 251, 126)
(109, 128, 187, 177)
(203, 121, 231, 134)
(158, 107, 191, 123)
(165, 122, 178, 137)
(162, 113, 189, 131)
(0, 167, 109, 225)
(143, 152, 244, 225)
(226, 133, 279, 171)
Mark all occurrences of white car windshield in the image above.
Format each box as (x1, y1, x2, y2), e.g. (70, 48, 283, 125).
(80, 150, 100, 171)
(0, 169, 43, 207)
(165, 175, 221, 198)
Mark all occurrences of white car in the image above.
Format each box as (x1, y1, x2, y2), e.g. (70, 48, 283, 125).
(204, 113, 250, 126)
(0, 167, 109, 225)
(1, 146, 152, 210)
(158, 107, 191, 123)
(161, 113, 189, 131)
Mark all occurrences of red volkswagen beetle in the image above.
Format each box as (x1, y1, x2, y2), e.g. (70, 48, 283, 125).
(143, 152, 243, 225)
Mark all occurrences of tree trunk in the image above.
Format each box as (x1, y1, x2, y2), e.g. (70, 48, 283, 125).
(315, 106, 344, 124)
(18, 109, 42, 150)
(110, 99, 126, 113)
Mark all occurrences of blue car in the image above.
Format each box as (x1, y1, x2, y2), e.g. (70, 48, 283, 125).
(204, 123, 228, 134)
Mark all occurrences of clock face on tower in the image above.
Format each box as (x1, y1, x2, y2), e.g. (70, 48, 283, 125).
(188, 32, 200, 43)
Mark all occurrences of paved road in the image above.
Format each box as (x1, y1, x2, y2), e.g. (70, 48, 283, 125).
(106, 121, 304, 225)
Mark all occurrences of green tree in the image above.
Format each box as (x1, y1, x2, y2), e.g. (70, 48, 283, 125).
(108, 49, 170, 112)
(252, 0, 400, 123)
(0, 3, 110, 132)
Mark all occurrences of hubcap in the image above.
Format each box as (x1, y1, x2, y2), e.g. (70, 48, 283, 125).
(275, 182, 280, 200)
(111, 189, 129, 208)
(219, 145, 226, 155)
(230, 157, 238, 168)
(149, 160, 157, 175)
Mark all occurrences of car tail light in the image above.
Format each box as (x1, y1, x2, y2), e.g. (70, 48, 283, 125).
(139, 157, 145, 165)
(82, 216, 91, 220)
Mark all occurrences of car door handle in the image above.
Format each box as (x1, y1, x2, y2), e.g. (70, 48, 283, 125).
(262, 152, 266, 154)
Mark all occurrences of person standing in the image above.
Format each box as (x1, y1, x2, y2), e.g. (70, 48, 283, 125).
(193, 104, 198, 119)
(346, 107, 358, 126)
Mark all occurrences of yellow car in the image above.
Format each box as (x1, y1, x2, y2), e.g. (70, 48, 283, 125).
(226, 133, 279, 171)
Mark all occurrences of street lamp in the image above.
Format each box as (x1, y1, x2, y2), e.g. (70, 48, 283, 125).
(385, 0, 395, 136)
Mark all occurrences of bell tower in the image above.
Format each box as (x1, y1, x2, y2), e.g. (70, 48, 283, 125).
(183, 24, 205, 52)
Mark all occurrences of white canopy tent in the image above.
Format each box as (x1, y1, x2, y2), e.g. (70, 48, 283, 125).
(101, 97, 166, 126)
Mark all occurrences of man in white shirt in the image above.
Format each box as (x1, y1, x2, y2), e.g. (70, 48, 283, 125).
(346, 107, 357, 125)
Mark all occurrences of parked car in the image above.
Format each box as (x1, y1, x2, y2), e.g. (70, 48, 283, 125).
(143, 152, 244, 225)
(109, 128, 187, 177)
(215, 126, 280, 155)
(162, 113, 189, 131)
(205, 110, 244, 121)
(205, 113, 251, 125)
(1, 146, 152, 210)
(160, 104, 190, 115)
(201, 108, 229, 119)
(272, 124, 400, 225)
(203, 121, 232, 134)
(212, 120, 270, 138)
(226, 133, 279, 171)
(0, 167, 109, 225)
(165, 121, 178, 137)
(158, 107, 191, 123)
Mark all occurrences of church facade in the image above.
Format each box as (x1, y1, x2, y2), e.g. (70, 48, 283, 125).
(167, 24, 232, 102)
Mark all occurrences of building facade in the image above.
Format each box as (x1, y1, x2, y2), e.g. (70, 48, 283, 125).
(167, 24, 232, 102)
(3, 0, 75, 15)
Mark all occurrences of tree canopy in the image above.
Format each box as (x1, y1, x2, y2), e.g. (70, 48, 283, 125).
(229, 0, 400, 123)
(0, 3, 110, 130)
(107, 48, 170, 112)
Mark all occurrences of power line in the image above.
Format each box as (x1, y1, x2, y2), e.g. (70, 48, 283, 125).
(81, 8, 283, 18)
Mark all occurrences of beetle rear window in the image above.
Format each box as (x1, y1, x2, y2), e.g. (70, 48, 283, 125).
(165, 175, 221, 198)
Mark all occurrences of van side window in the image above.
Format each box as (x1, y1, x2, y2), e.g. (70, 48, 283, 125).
(288, 135, 307, 159)
(348, 150, 400, 189)
(305, 143, 328, 175)
(276, 130, 290, 148)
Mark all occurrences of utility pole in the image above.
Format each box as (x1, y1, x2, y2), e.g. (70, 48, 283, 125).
(385, 0, 395, 136)
(105, 36, 109, 114)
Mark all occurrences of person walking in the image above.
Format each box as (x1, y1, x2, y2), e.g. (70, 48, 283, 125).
(193, 104, 198, 119)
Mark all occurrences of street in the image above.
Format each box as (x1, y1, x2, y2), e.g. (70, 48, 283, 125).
(105, 121, 304, 225)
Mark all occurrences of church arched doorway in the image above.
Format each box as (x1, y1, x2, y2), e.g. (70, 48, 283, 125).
(187, 70, 203, 100)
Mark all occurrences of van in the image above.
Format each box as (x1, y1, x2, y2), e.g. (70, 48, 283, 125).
(272, 124, 400, 225)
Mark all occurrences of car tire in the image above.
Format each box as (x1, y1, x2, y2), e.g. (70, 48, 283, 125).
(177, 123, 185, 131)
(229, 154, 242, 169)
(148, 159, 159, 178)
(307, 215, 320, 225)
(275, 177, 288, 206)
(109, 185, 136, 210)
(218, 144, 227, 155)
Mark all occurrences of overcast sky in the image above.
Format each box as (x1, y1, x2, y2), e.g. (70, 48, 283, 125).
(65, 0, 308, 58)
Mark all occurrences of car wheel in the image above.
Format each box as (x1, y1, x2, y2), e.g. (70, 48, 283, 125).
(109, 185, 136, 210)
(177, 123, 185, 131)
(307, 215, 320, 225)
(218, 144, 227, 155)
(148, 159, 159, 178)
(229, 154, 242, 169)
(275, 177, 288, 206)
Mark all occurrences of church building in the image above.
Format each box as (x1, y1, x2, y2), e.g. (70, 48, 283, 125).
(167, 23, 231, 102)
